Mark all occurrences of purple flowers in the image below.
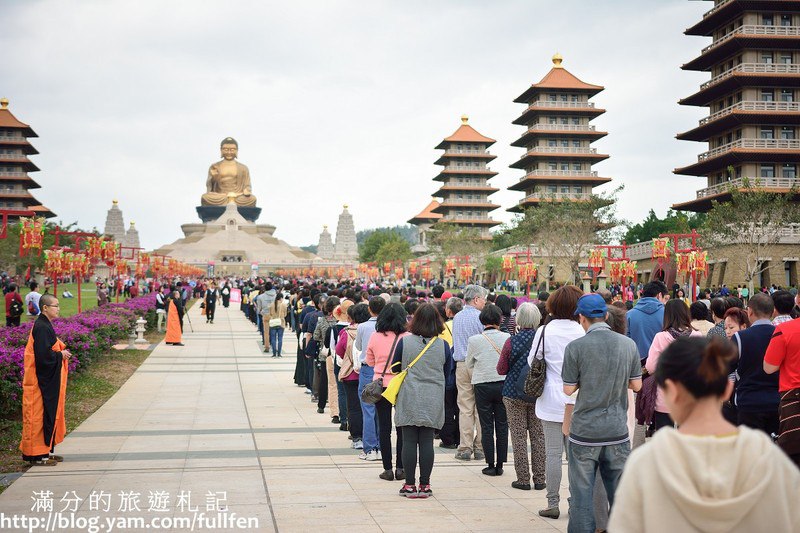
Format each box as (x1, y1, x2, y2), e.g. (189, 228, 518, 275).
(0, 294, 157, 417)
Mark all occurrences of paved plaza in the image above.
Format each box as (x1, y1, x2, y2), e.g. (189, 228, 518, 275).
(0, 304, 569, 532)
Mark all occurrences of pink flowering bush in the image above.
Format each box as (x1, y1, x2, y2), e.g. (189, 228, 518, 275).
(0, 293, 157, 418)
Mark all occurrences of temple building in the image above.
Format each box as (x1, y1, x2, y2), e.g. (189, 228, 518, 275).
(333, 205, 359, 261)
(316, 225, 335, 259)
(507, 54, 611, 212)
(673, 1, 800, 211)
(408, 200, 442, 255)
(428, 116, 500, 238)
(103, 200, 142, 249)
(0, 98, 55, 217)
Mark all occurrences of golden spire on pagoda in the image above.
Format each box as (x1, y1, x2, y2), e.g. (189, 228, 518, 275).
(113, 199, 119, 205)
(461, 114, 469, 124)
(343, 204, 349, 209)
(552, 53, 564, 68)
(0, 98, 8, 109)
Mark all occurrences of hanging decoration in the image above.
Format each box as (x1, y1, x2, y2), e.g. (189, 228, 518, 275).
(588, 249, 605, 275)
(651, 238, 670, 260)
(408, 261, 418, 276)
(676, 253, 691, 275)
(502, 255, 514, 273)
(608, 261, 622, 282)
(101, 241, 118, 266)
(18, 216, 46, 257)
(622, 260, 637, 280)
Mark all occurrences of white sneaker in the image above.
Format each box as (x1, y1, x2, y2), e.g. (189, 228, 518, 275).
(364, 450, 380, 461)
(352, 439, 363, 450)
(358, 451, 368, 460)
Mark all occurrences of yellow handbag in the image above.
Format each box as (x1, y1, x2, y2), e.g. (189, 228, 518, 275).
(381, 338, 436, 405)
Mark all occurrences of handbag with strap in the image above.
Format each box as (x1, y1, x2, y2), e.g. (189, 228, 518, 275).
(268, 318, 282, 328)
(382, 337, 436, 405)
(512, 331, 538, 403)
(524, 326, 547, 398)
(361, 335, 400, 404)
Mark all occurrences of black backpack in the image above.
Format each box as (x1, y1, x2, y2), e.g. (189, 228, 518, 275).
(9, 299, 23, 318)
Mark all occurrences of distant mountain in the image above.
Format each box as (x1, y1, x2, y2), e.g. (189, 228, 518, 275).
(300, 244, 318, 254)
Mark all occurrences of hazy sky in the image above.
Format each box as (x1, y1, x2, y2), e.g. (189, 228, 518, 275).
(3, 0, 710, 250)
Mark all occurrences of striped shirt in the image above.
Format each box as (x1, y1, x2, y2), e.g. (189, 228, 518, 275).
(452, 305, 482, 362)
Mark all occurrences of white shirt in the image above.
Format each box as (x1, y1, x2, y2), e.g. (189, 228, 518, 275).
(25, 291, 41, 315)
(528, 319, 586, 423)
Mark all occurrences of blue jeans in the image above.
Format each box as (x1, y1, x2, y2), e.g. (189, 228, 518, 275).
(566, 441, 630, 533)
(269, 326, 284, 355)
(358, 365, 379, 453)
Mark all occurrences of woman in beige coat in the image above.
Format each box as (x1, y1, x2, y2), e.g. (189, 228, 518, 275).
(267, 294, 288, 357)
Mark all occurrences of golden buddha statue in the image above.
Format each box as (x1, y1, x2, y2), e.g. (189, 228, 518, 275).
(202, 137, 257, 207)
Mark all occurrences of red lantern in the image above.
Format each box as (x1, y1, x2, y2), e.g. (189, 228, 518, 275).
(652, 238, 670, 260)
(694, 251, 708, 278)
(502, 255, 513, 272)
(44, 249, 64, 278)
(19, 216, 46, 257)
(676, 253, 691, 275)
(102, 241, 118, 266)
(85, 237, 103, 262)
(588, 249, 605, 274)
(609, 261, 622, 282)
(622, 260, 637, 280)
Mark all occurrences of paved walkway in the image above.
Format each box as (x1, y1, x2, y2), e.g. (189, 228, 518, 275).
(0, 304, 569, 532)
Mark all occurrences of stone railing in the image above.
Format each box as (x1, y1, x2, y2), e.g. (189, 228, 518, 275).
(526, 124, 597, 132)
(527, 101, 596, 110)
(701, 63, 800, 90)
(521, 169, 598, 179)
(440, 198, 494, 205)
(523, 147, 598, 155)
(0, 153, 26, 161)
(697, 138, 800, 161)
(703, 25, 800, 53)
(445, 166, 490, 172)
(699, 100, 800, 126)
(443, 149, 488, 155)
(0, 171, 28, 177)
(696, 177, 800, 198)
(522, 191, 592, 201)
(702, 0, 733, 19)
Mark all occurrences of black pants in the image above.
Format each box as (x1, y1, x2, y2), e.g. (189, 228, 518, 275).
(376, 396, 403, 471)
(474, 381, 508, 466)
(206, 304, 215, 322)
(344, 380, 362, 440)
(317, 359, 328, 410)
(401, 425, 435, 486)
(738, 409, 779, 437)
(653, 411, 674, 431)
(222, 295, 229, 307)
(294, 337, 306, 386)
(6, 316, 20, 327)
(305, 355, 315, 392)
(440, 387, 460, 446)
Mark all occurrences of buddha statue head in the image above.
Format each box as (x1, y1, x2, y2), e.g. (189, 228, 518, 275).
(220, 137, 238, 161)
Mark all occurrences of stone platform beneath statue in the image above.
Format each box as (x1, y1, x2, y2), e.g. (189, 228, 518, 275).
(197, 205, 261, 223)
(156, 203, 318, 267)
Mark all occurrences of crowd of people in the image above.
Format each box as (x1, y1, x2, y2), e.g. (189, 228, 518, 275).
(5, 268, 800, 530)
(225, 275, 800, 530)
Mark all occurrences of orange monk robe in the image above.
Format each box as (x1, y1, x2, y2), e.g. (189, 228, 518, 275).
(165, 299, 182, 344)
(20, 320, 68, 459)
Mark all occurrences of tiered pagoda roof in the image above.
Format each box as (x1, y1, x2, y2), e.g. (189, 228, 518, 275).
(0, 98, 55, 218)
(507, 55, 611, 212)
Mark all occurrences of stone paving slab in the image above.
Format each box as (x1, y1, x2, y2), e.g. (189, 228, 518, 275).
(0, 304, 569, 532)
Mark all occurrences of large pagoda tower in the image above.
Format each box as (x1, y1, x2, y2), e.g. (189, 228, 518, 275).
(673, 1, 800, 212)
(430, 116, 500, 239)
(507, 55, 611, 212)
(0, 98, 55, 218)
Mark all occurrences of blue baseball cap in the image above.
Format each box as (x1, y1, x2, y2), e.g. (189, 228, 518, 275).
(575, 293, 607, 318)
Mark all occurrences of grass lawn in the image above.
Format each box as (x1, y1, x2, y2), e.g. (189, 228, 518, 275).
(0, 329, 163, 490)
(1, 282, 101, 323)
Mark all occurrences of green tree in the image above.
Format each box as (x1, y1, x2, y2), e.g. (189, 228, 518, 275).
(0, 220, 86, 275)
(429, 223, 490, 262)
(623, 209, 705, 244)
(360, 229, 409, 263)
(483, 256, 504, 286)
(510, 187, 622, 284)
(374, 239, 412, 265)
(702, 179, 800, 292)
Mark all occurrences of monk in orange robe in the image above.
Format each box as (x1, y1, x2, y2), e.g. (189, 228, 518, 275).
(20, 294, 71, 466)
(165, 291, 184, 346)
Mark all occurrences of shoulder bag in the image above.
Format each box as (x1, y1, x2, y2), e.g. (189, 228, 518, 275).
(523, 326, 547, 398)
(382, 338, 436, 405)
(512, 331, 538, 403)
(361, 335, 400, 404)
